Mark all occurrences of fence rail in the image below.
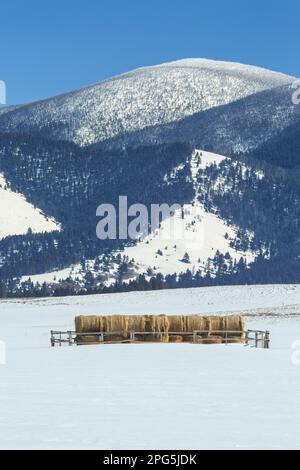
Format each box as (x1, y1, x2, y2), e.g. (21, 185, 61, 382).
(50, 329, 270, 349)
(245, 329, 270, 349)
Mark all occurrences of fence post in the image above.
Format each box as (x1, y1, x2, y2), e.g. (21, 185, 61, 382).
(50, 331, 55, 347)
(245, 330, 249, 346)
(255, 331, 258, 348)
(264, 331, 270, 349)
(193, 331, 196, 343)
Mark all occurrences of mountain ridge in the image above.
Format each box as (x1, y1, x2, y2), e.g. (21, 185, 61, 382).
(0, 58, 296, 147)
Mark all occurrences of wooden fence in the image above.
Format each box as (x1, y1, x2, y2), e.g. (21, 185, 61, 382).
(245, 329, 270, 349)
(50, 329, 270, 348)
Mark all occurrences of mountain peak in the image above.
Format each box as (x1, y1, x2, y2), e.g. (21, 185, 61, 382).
(130, 57, 294, 85)
(0, 58, 296, 147)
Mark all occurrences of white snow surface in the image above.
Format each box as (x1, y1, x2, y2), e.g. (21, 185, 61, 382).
(193, 149, 227, 170)
(121, 204, 253, 277)
(1, 284, 300, 450)
(0, 58, 295, 146)
(0, 173, 60, 239)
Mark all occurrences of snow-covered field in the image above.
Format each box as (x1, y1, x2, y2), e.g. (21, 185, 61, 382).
(0, 284, 300, 450)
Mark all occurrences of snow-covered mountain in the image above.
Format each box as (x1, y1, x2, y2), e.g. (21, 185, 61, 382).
(0, 59, 295, 147)
(0, 58, 300, 294)
(103, 84, 300, 156)
(20, 150, 256, 287)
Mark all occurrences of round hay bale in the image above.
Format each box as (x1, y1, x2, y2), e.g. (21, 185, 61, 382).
(74, 314, 245, 344)
(167, 315, 184, 333)
(168, 335, 183, 343)
(197, 336, 223, 345)
(76, 334, 101, 345)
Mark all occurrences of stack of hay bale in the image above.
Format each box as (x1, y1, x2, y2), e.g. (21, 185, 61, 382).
(75, 314, 245, 345)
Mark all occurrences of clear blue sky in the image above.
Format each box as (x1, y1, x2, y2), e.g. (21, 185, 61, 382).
(1, 0, 300, 105)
